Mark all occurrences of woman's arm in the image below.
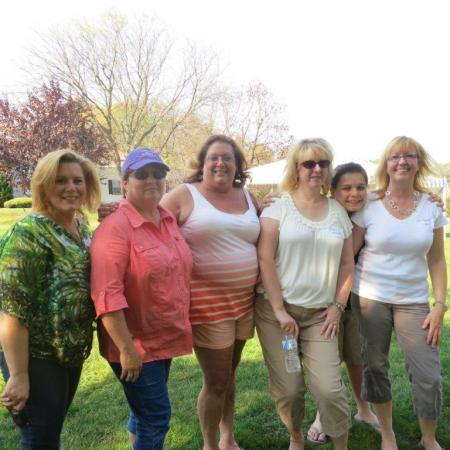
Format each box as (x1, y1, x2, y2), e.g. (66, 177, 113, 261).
(90, 218, 141, 381)
(352, 223, 366, 256)
(0, 313, 29, 411)
(97, 202, 120, 222)
(335, 236, 355, 305)
(161, 184, 193, 226)
(320, 236, 354, 339)
(0, 222, 46, 411)
(258, 217, 299, 337)
(99, 311, 142, 382)
(422, 227, 447, 347)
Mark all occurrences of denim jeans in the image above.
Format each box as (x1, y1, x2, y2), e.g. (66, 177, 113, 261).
(110, 359, 172, 450)
(0, 352, 82, 450)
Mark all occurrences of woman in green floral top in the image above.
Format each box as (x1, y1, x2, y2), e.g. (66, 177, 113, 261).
(0, 149, 101, 449)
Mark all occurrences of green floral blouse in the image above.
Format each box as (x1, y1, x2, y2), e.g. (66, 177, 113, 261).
(0, 213, 95, 367)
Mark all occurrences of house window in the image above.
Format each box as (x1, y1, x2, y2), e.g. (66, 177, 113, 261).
(108, 179, 122, 195)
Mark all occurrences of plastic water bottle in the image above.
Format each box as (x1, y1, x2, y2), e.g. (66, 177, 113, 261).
(282, 334, 301, 373)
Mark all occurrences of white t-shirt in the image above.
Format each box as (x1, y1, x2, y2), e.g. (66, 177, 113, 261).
(351, 194, 447, 304)
(261, 193, 352, 308)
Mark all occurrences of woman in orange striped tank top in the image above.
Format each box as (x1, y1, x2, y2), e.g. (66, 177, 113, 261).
(163, 135, 260, 450)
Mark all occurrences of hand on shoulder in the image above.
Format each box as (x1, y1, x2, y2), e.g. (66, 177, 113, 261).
(98, 202, 120, 222)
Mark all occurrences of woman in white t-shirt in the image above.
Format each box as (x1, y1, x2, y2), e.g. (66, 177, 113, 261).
(256, 139, 354, 450)
(351, 136, 447, 450)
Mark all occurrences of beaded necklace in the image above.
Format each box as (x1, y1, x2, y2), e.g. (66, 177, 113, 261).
(385, 190, 420, 216)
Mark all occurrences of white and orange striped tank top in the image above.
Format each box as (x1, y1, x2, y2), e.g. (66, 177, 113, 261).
(181, 184, 260, 325)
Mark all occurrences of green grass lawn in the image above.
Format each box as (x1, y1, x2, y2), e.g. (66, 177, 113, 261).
(0, 208, 30, 235)
(0, 209, 449, 449)
(0, 209, 99, 235)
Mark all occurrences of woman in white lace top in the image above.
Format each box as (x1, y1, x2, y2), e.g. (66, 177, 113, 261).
(256, 138, 354, 450)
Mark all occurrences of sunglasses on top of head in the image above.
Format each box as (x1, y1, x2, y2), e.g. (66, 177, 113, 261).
(300, 160, 331, 169)
(131, 166, 167, 180)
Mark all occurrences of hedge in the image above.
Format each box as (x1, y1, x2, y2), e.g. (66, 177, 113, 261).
(3, 197, 32, 208)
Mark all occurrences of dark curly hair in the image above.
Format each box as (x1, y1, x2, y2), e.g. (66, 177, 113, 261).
(184, 135, 250, 186)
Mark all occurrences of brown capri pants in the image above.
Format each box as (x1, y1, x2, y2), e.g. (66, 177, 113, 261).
(338, 309, 363, 366)
(351, 294, 442, 420)
(255, 296, 351, 438)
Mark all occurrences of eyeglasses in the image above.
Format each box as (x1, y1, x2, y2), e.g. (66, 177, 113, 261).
(300, 160, 331, 169)
(388, 153, 418, 162)
(131, 166, 167, 180)
(206, 155, 235, 163)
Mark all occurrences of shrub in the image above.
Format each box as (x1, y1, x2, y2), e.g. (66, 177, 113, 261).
(0, 174, 13, 207)
(3, 197, 32, 208)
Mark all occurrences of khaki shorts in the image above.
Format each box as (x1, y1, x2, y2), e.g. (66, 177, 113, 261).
(192, 309, 255, 349)
(338, 309, 363, 366)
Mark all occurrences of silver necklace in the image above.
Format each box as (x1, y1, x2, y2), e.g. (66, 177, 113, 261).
(385, 190, 420, 216)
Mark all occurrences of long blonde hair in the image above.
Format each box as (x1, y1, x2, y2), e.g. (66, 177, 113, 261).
(373, 136, 436, 198)
(31, 149, 101, 217)
(280, 138, 334, 194)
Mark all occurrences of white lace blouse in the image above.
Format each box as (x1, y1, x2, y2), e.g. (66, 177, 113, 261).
(260, 193, 352, 308)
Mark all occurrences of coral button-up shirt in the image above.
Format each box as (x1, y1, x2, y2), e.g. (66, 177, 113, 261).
(90, 199, 193, 363)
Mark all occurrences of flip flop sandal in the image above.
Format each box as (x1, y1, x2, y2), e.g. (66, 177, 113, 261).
(306, 424, 328, 445)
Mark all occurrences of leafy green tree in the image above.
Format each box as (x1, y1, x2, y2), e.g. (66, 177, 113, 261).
(0, 173, 13, 207)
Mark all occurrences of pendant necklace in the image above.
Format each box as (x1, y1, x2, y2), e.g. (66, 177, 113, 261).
(385, 190, 420, 216)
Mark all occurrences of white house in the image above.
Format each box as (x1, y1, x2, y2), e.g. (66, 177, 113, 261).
(97, 165, 123, 202)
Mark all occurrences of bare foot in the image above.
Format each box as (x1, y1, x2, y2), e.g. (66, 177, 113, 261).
(354, 411, 381, 432)
(289, 436, 304, 450)
(380, 431, 398, 450)
(218, 440, 242, 450)
(419, 438, 445, 450)
(355, 409, 380, 426)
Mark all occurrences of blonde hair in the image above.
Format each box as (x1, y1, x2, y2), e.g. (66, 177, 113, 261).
(31, 149, 101, 217)
(279, 138, 334, 193)
(373, 136, 436, 197)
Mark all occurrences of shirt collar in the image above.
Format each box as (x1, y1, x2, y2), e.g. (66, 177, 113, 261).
(119, 199, 174, 228)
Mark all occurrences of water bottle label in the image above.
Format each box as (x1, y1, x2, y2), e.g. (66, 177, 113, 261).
(282, 338, 297, 350)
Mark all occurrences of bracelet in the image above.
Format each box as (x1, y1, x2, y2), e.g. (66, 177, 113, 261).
(433, 300, 448, 311)
(333, 302, 346, 313)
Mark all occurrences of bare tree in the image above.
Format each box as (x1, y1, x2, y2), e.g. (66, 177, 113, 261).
(29, 11, 220, 172)
(207, 82, 292, 166)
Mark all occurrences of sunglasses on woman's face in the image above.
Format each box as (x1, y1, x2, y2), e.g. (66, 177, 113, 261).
(131, 166, 167, 180)
(300, 160, 331, 169)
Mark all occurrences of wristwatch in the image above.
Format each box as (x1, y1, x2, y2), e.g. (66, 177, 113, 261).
(333, 301, 346, 313)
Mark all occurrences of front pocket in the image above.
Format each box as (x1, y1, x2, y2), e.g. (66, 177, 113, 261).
(133, 242, 169, 278)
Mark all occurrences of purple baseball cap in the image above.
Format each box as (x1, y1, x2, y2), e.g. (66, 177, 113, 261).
(121, 147, 170, 177)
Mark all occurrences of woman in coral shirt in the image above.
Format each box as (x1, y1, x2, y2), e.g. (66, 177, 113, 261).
(90, 147, 193, 450)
